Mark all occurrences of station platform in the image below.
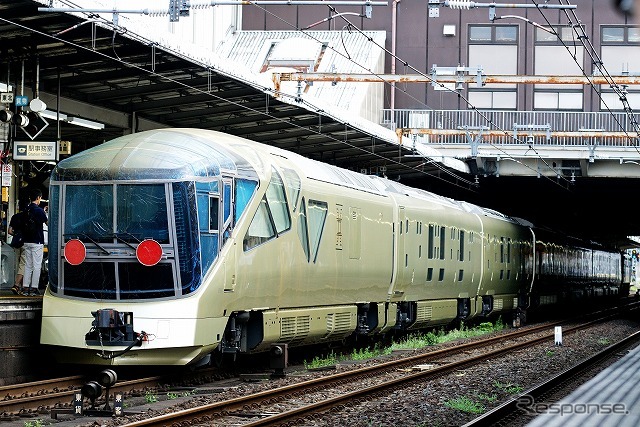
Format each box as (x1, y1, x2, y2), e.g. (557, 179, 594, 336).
(0, 287, 44, 385)
(526, 343, 640, 427)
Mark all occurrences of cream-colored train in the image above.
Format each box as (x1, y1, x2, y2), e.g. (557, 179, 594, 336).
(39, 129, 628, 366)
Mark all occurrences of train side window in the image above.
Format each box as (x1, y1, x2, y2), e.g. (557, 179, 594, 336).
(458, 269, 464, 281)
(459, 230, 465, 261)
(438, 268, 445, 281)
(266, 168, 291, 234)
(428, 224, 434, 259)
(209, 196, 219, 232)
(197, 187, 220, 271)
(307, 199, 328, 263)
(427, 267, 433, 281)
(223, 182, 232, 225)
(439, 226, 446, 260)
(282, 168, 301, 212)
(297, 197, 310, 261)
(244, 198, 276, 250)
(235, 179, 258, 222)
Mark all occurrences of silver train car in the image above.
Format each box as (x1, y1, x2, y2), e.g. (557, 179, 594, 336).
(39, 129, 626, 366)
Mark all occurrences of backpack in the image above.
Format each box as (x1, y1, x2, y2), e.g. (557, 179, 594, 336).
(23, 207, 41, 242)
(9, 212, 25, 248)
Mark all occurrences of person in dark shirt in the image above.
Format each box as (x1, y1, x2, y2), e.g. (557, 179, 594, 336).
(22, 188, 48, 296)
(8, 206, 26, 295)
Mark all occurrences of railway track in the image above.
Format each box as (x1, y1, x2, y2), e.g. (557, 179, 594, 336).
(116, 306, 639, 426)
(0, 370, 222, 421)
(1, 301, 636, 424)
(461, 330, 640, 426)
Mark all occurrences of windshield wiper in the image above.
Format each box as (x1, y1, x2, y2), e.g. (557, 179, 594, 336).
(64, 233, 110, 255)
(111, 232, 138, 250)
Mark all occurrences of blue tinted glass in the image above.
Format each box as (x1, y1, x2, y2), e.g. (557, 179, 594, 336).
(172, 182, 201, 294)
(64, 185, 113, 242)
(223, 182, 231, 223)
(200, 235, 218, 272)
(63, 262, 116, 299)
(117, 184, 169, 243)
(196, 191, 219, 274)
(48, 185, 60, 292)
(195, 181, 219, 193)
(235, 179, 257, 222)
(197, 194, 210, 231)
(118, 263, 175, 299)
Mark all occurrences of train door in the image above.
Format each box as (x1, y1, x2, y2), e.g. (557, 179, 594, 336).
(221, 178, 236, 292)
(389, 206, 408, 299)
(221, 178, 234, 243)
(198, 184, 221, 273)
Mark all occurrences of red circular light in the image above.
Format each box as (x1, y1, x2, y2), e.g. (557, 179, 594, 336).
(64, 239, 86, 265)
(136, 239, 163, 266)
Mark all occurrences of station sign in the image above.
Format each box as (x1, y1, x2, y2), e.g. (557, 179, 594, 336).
(15, 95, 28, 107)
(13, 141, 56, 160)
(0, 93, 13, 103)
(1, 163, 11, 187)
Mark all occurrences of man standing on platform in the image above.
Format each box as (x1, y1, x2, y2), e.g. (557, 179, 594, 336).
(22, 188, 48, 296)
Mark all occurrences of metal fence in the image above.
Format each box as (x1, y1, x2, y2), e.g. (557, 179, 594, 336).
(381, 109, 640, 147)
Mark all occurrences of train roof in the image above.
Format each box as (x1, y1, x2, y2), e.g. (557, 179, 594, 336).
(52, 129, 258, 181)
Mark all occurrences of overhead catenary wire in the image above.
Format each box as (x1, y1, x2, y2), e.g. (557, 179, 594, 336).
(242, 2, 577, 189)
(0, 14, 477, 190)
(530, 0, 640, 155)
(292, 3, 574, 187)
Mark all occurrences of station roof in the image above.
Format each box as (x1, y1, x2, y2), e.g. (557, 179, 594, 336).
(1, 0, 639, 250)
(0, 0, 466, 183)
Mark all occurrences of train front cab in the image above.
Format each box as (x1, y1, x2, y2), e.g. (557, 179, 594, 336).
(40, 131, 266, 365)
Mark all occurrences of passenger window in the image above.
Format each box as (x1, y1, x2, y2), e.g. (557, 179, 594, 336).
(282, 168, 301, 212)
(266, 168, 291, 234)
(223, 182, 232, 225)
(209, 196, 219, 232)
(244, 199, 276, 250)
(428, 224, 434, 259)
(235, 179, 258, 222)
(438, 268, 445, 281)
(243, 168, 290, 251)
(427, 267, 433, 281)
(297, 197, 310, 261)
(307, 199, 328, 263)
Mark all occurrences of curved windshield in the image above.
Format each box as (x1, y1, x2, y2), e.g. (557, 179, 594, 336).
(55, 181, 201, 300)
(64, 184, 169, 243)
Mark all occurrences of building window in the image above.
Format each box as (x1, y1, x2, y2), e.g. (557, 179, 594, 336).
(600, 26, 640, 110)
(468, 25, 518, 109)
(534, 26, 584, 110)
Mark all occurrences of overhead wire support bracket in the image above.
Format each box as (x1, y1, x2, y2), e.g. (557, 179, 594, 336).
(431, 65, 485, 90)
(428, 0, 577, 20)
(458, 125, 488, 158)
(38, 0, 389, 23)
(513, 123, 552, 144)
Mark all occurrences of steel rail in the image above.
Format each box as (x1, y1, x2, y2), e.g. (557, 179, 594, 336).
(120, 302, 639, 426)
